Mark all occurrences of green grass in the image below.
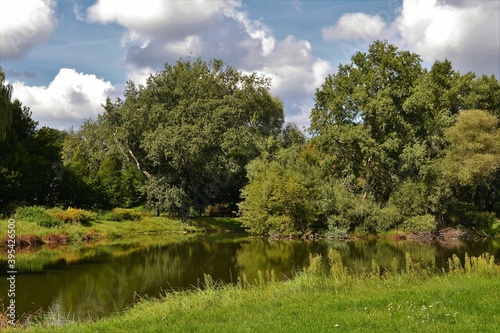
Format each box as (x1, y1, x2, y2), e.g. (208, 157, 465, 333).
(0, 216, 200, 244)
(8, 252, 499, 333)
(189, 216, 245, 232)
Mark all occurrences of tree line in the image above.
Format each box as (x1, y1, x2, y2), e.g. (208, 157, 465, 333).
(1, 41, 499, 235)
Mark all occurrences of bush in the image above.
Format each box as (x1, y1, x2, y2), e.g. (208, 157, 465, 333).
(48, 207, 92, 224)
(15, 206, 61, 227)
(326, 216, 350, 238)
(112, 208, 142, 221)
(461, 211, 496, 229)
(99, 208, 143, 221)
(401, 214, 437, 234)
(15, 206, 47, 222)
(366, 206, 402, 234)
(205, 203, 233, 217)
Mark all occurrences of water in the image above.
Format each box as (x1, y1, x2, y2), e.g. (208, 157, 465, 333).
(1, 234, 498, 321)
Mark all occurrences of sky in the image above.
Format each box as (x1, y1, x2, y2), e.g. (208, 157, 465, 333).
(0, 0, 499, 130)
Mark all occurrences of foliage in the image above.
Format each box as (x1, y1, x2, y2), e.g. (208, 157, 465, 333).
(239, 145, 320, 235)
(439, 109, 500, 213)
(0, 68, 13, 142)
(47, 207, 92, 224)
(61, 59, 284, 214)
(204, 203, 233, 217)
(0, 67, 83, 214)
(401, 214, 437, 234)
(99, 208, 143, 222)
(15, 206, 61, 227)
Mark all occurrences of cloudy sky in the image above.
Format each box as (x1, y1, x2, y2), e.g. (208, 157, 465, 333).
(1, 0, 499, 130)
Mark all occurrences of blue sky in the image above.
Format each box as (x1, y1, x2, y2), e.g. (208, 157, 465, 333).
(1, 0, 499, 130)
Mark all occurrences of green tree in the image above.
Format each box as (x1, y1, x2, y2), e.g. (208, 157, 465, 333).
(0, 68, 13, 142)
(0, 100, 73, 212)
(310, 41, 425, 201)
(98, 58, 284, 215)
(440, 109, 500, 212)
(239, 144, 320, 235)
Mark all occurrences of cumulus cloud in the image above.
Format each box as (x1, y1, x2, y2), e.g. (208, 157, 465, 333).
(322, 0, 500, 77)
(87, 0, 238, 44)
(260, 36, 333, 99)
(322, 13, 390, 42)
(86, 0, 333, 127)
(11, 69, 115, 129)
(0, 0, 57, 59)
(396, 0, 500, 75)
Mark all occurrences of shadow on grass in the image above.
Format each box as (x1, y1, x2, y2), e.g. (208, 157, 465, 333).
(189, 217, 246, 232)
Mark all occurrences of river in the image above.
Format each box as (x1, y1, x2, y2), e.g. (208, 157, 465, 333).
(1, 234, 498, 321)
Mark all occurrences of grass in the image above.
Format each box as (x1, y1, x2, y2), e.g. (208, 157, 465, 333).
(6, 252, 499, 332)
(1, 207, 245, 246)
(189, 216, 246, 232)
(0, 215, 242, 246)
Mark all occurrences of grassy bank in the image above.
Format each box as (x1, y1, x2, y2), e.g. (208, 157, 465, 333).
(7, 251, 499, 332)
(0, 206, 244, 246)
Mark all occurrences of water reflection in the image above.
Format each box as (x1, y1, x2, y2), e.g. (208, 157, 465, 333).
(1, 235, 498, 320)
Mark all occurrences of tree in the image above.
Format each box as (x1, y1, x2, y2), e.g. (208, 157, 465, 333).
(310, 40, 426, 201)
(0, 68, 13, 142)
(96, 58, 284, 215)
(239, 144, 321, 235)
(440, 109, 500, 212)
(0, 99, 72, 213)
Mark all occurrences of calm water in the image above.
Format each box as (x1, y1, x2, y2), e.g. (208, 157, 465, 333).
(1, 234, 499, 321)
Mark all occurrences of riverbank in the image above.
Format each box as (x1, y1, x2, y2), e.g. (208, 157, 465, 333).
(0, 209, 245, 246)
(5, 251, 499, 332)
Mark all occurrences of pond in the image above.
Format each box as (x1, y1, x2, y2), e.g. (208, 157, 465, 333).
(1, 234, 499, 321)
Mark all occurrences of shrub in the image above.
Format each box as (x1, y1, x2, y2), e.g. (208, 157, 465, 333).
(326, 216, 350, 238)
(48, 207, 92, 224)
(461, 211, 496, 229)
(112, 208, 142, 221)
(98, 208, 143, 221)
(15, 206, 47, 223)
(205, 203, 233, 217)
(15, 206, 61, 227)
(366, 206, 402, 234)
(401, 214, 437, 234)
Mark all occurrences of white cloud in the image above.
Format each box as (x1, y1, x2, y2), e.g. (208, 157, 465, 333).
(396, 0, 500, 75)
(322, 13, 389, 42)
(0, 0, 57, 59)
(260, 37, 333, 99)
(11, 69, 115, 129)
(86, 0, 334, 129)
(87, 0, 237, 43)
(322, 0, 500, 77)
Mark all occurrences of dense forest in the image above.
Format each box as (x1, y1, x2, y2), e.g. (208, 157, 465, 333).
(1, 41, 499, 236)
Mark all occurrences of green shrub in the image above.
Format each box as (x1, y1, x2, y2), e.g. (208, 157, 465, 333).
(112, 208, 142, 221)
(99, 211, 122, 221)
(366, 206, 403, 234)
(15, 206, 61, 227)
(461, 211, 496, 229)
(401, 214, 437, 234)
(326, 216, 350, 238)
(48, 207, 92, 224)
(15, 206, 47, 222)
(98, 208, 143, 221)
(205, 203, 233, 217)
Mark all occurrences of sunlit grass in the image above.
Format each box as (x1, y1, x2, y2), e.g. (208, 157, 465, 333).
(0, 216, 200, 244)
